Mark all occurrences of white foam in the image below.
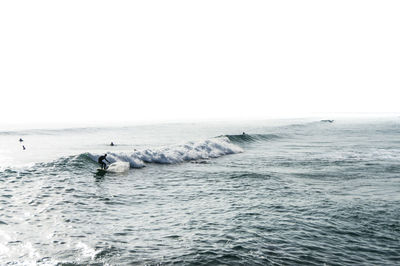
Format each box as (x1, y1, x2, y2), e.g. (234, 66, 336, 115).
(88, 137, 242, 168)
(106, 161, 130, 173)
(76, 242, 100, 260)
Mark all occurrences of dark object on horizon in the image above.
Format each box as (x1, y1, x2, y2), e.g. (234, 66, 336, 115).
(19, 138, 23, 142)
(242, 132, 246, 135)
(321, 120, 334, 123)
(22, 145, 26, 150)
(110, 142, 114, 146)
(98, 154, 110, 170)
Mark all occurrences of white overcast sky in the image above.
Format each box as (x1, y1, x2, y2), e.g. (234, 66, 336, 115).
(1, 1, 399, 124)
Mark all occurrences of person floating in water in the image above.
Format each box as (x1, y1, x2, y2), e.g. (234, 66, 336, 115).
(98, 154, 110, 170)
(22, 145, 26, 150)
(19, 138, 23, 142)
(110, 142, 114, 146)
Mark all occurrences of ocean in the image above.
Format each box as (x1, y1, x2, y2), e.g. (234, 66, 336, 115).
(0, 118, 399, 265)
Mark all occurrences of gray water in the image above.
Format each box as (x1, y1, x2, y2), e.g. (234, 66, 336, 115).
(0, 118, 399, 265)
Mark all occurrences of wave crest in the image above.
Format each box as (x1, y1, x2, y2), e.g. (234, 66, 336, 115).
(225, 134, 280, 143)
(87, 137, 243, 168)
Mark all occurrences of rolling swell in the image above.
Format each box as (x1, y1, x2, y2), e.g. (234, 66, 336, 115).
(225, 133, 280, 143)
(0, 154, 95, 179)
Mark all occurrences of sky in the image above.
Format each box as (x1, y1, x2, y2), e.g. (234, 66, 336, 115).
(1, 1, 399, 125)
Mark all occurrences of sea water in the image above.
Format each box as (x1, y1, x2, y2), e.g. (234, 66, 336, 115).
(0, 118, 399, 265)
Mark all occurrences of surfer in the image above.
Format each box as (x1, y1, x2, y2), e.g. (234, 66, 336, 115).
(22, 145, 26, 150)
(110, 142, 114, 146)
(19, 138, 23, 142)
(98, 154, 110, 170)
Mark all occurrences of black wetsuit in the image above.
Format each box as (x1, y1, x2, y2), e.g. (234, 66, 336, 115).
(98, 155, 109, 169)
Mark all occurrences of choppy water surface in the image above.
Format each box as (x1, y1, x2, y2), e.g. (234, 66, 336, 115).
(0, 119, 399, 265)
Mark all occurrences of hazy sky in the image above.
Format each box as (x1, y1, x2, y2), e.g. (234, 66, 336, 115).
(1, 1, 399, 124)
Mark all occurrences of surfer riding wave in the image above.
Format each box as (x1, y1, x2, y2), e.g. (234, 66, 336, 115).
(98, 154, 110, 170)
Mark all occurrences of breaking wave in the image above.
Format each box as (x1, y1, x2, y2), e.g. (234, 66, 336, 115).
(0, 137, 243, 175)
(86, 137, 243, 168)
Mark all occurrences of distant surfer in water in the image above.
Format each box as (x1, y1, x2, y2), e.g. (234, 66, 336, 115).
(110, 142, 114, 146)
(19, 138, 23, 142)
(98, 154, 110, 170)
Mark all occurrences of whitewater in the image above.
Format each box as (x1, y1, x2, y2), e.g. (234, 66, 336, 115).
(0, 118, 399, 265)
